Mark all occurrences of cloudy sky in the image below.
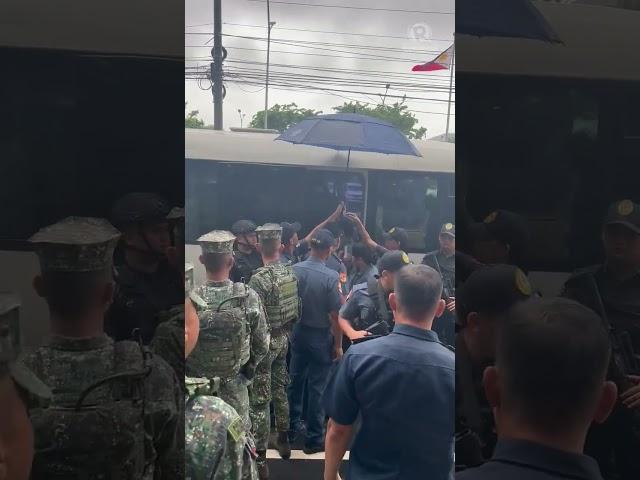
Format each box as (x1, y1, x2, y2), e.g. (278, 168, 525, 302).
(186, 0, 454, 137)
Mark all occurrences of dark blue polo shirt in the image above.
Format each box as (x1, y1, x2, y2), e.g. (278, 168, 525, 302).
(292, 256, 341, 329)
(456, 439, 604, 480)
(323, 323, 455, 480)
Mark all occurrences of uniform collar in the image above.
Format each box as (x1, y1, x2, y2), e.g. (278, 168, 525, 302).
(206, 279, 233, 287)
(392, 323, 439, 342)
(307, 256, 326, 265)
(49, 334, 112, 351)
(491, 439, 603, 480)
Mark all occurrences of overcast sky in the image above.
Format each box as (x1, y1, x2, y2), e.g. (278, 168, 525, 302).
(186, 0, 454, 137)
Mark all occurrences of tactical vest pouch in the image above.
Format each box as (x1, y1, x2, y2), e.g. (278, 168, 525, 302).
(262, 265, 299, 329)
(187, 283, 249, 379)
(30, 342, 148, 480)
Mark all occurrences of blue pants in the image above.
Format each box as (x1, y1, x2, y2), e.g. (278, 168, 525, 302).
(288, 323, 333, 447)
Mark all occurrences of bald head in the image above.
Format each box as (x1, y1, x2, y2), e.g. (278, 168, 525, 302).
(495, 298, 613, 432)
(390, 264, 444, 326)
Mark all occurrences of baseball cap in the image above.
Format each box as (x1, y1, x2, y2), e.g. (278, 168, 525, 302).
(310, 229, 335, 250)
(231, 219, 257, 235)
(383, 227, 409, 247)
(377, 250, 411, 274)
(440, 223, 456, 238)
(457, 264, 532, 326)
(281, 222, 301, 244)
(604, 199, 640, 234)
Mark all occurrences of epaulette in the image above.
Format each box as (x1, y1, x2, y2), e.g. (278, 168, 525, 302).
(189, 291, 208, 309)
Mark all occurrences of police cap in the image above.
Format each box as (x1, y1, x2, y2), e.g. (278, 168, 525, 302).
(383, 227, 409, 246)
(309, 229, 335, 250)
(377, 250, 411, 274)
(457, 264, 532, 326)
(29, 217, 121, 273)
(281, 221, 301, 245)
(604, 199, 640, 234)
(440, 222, 456, 238)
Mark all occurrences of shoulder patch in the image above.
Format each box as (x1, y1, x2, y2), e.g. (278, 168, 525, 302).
(189, 291, 207, 309)
(227, 415, 244, 442)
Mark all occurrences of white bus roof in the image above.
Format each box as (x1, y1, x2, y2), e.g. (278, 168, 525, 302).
(457, 2, 640, 82)
(185, 128, 454, 173)
(0, 0, 182, 57)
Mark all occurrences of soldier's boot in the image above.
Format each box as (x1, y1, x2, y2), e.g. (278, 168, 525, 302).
(256, 451, 269, 480)
(276, 431, 291, 459)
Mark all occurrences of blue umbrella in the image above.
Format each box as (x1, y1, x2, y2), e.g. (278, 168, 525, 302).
(457, 0, 560, 43)
(275, 113, 421, 169)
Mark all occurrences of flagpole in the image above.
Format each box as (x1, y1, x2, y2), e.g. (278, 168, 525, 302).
(445, 40, 455, 140)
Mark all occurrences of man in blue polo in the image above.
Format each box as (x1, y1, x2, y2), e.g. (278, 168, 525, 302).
(323, 264, 455, 480)
(288, 228, 343, 454)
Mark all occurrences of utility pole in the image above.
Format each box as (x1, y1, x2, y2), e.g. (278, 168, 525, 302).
(238, 109, 245, 128)
(264, 0, 275, 129)
(445, 41, 454, 140)
(212, 0, 223, 130)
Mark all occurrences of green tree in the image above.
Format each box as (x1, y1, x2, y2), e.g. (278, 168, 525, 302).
(333, 101, 427, 139)
(249, 103, 322, 132)
(185, 102, 206, 128)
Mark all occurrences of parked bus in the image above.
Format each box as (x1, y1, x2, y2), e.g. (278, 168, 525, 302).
(457, 1, 640, 294)
(0, 0, 183, 347)
(185, 128, 455, 285)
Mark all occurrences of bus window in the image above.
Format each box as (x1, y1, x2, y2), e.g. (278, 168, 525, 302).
(185, 160, 366, 243)
(367, 171, 446, 253)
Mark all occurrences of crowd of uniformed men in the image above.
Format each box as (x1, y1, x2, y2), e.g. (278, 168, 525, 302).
(1, 193, 639, 480)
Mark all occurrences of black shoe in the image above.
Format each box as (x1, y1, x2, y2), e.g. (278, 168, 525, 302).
(256, 451, 269, 480)
(276, 431, 291, 459)
(288, 423, 306, 444)
(303, 443, 325, 455)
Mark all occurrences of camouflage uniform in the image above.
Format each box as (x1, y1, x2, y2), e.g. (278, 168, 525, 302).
(185, 376, 258, 480)
(23, 217, 182, 480)
(248, 225, 299, 458)
(187, 230, 270, 430)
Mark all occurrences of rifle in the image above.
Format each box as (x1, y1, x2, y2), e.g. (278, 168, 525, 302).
(428, 253, 455, 300)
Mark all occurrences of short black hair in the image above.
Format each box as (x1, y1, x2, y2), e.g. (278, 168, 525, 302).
(497, 297, 611, 432)
(41, 269, 112, 319)
(201, 252, 233, 273)
(259, 237, 280, 257)
(394, 264, 442, 320)
(351, 243, 373, 265)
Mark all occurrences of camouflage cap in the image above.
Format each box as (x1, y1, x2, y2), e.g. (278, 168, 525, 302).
(29, 217, 121, 273)
(604, 199, 640, 234)
(198, 230, 236, 254)
(256, 223, 283, 241)
(0, 294, 51, 408)
(167, 206, 185, 221)
(185, 262, 194, 296)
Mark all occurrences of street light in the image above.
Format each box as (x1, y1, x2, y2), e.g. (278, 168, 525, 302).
(264, 0, 276, 129)
(238, 109, 246, 128)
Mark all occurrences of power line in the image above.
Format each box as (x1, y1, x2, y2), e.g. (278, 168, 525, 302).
(186, 45, 427, 64)
(186, 32, 448, 54)
(185, 21, 453, 42)
(245, 0, 454, 15)
(187, 58, 455, 85)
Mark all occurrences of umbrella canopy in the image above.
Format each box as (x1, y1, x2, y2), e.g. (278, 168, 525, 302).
(457, 0, 561, 42)
(275, 113, 422, 157)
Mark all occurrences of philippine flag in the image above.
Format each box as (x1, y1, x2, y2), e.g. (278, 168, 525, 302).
(412, 44, 454, 72)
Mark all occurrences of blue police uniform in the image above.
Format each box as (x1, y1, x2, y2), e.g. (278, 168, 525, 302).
(288, 256, 342, 449)
(456, 439, 604, 480)
(323, 323, 455, 480)
(346, 264, 378, 293)
(339, 278, 393, 337)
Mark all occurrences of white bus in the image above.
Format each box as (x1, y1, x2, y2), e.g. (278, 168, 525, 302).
(185, 128, 455, 285)
(456, 1, 640, 295)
